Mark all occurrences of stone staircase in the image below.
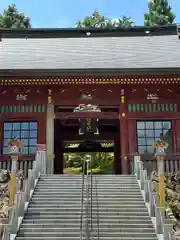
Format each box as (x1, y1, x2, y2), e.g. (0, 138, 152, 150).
(15, 174, 158, 240)
(93, 175, 158, 240)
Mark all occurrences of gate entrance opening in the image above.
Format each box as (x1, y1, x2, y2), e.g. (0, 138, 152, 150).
(63, 141, 115, 174)
(54, 119, 121, 174)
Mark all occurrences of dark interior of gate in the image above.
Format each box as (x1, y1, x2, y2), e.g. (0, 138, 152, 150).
(53, 113, 121, 174)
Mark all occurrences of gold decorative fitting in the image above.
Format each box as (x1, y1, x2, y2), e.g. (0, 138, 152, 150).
(121, 89, 124, 95)
(48, 89, 52, 103)
(48, 96, 52, 104)
(1, 77, 180, 85)
(121, 96, 125, 104)
(122, 113, 126, 117)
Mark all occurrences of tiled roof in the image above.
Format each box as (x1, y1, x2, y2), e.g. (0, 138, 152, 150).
(0, 27, 179, 70)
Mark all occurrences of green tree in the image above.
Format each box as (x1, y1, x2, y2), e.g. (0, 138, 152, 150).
(76, 10, 135, 28)
(0, 4, 31, 28)
(144, 0, 175, 26)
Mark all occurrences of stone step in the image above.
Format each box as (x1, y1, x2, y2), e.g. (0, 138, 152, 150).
(40, 174, 136, 178)
(19, 227, 155, 233)
(34, 189, 141, 193)
(17, 231, 157, 238)
(27, 207, 148, 212)
(37, 181, 138, 184)
(25, 211, 149, 217)
(31, 196, 144, 200)
(28, 204, 146, 208)
(23, 216, 152, 223)
(38, 179, 137, 182)
(36, 181, 138, 185)
(36, 184, 139, 187)
(33, 190, 140, 196)
(38, 179, 137, 183)
(35, 187, 140, 191)
(16, 237, 157, 240)
(25, 211, 149, 221)
(39, 176, 136, 179)
(21, 223, 155, 229)
(28, 203, 146, 207)
(30, 198, 145, 203)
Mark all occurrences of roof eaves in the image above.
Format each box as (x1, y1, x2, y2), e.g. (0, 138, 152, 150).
(0, 68, 180, 78)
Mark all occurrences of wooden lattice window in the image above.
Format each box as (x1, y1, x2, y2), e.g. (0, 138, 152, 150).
(3, 121, 38, 154)
(136, 120, 172, 153)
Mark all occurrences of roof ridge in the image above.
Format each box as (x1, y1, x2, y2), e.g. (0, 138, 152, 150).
(0, 24, 177, 39)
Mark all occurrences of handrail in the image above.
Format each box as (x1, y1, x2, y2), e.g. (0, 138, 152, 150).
(80, 159, 85, 240)
(94, 174, 100, 240)
(79, 154, 99, 240)
(90, 163, 92, 231)
(84, 155, 91, 240)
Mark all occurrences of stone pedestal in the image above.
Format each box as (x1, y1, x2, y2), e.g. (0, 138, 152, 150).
(46, 104, 55, 174)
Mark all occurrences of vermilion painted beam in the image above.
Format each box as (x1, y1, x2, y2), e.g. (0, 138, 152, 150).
(55, 99, 119, 106)
(127, 112, 179, 119)
(55, 112, 119, 119)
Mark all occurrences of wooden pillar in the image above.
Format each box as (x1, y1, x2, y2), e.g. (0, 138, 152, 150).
(119, 88, 129, 174)
(114, 139, 121, 174)
(38, 116, 46, 144)
(46, 103, 55, 174)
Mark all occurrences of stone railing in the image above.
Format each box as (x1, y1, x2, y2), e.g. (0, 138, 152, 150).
(131, 153, 180, 176)
(134, 155, 174, 239)
(0, 152, 44, 240)
(0, 155, 35, 179)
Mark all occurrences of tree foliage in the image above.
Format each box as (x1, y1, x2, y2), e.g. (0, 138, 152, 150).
(76, 10, 135, 28)
(0, 4, 31, 28)
(64, 152, 114, 174)
(144, 0, 175, 26)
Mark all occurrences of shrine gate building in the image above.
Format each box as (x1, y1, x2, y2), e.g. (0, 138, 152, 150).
(0, 25, 180, 174)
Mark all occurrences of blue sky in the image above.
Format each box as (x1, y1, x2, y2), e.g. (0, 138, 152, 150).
(0, 0, 179, 27)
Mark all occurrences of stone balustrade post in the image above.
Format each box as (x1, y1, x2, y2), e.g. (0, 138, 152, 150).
(133, 155, 141, 175)
(17, 192, 25, 217)
(150, 193, 156, 217)
(136, 160, 143, 180)
(10, 207, 19, 234)
(1, 225, 10, 240)
(24, 169, 35, 202)
(155, 206, 163, 234)
(140, 169, 145, 190)
(143, 170, 150, 203)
